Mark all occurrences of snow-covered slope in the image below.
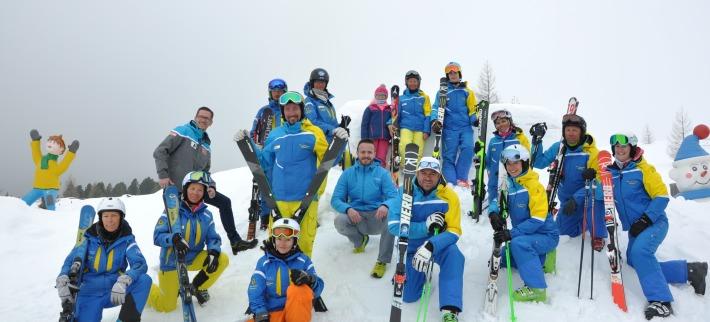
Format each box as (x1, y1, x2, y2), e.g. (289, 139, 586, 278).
(2, 101, 708, 322)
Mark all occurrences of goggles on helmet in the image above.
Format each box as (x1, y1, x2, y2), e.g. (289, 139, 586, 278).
(272, 226, 298, 239)
(279, 91, 304, 106)
(610, 133, 638, 146)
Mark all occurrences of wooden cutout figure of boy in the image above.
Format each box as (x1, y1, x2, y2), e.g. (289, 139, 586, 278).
(22, 129, 79, 210)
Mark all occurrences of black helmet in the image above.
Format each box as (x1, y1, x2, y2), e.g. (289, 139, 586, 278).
(309, 68, 329, 88)
(562, 114, 587, 143)
(405, 70, 421, 82)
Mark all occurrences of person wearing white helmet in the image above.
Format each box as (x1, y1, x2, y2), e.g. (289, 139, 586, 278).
(488, 145, 559, 303)
(247, 218, 325, 322)
(387, 157, 465, 321)
(55, 197, 152, 322)
(148, 171, 230, 312)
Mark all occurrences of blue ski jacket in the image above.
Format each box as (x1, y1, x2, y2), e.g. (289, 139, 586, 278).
(247, 245, 324, 315)
(259, 119, 328, 201)
(394, 89, 432, 134)
(486, 127, 531, 205)
(430, 82, 478, 131)
(250, 100, 283, 142)
(153, 201, 222, 271)
(59, 221, 148, 296)
(303, 83, 338, 142)
(331, 159, 399, 213)
(361, 103, 392, 140)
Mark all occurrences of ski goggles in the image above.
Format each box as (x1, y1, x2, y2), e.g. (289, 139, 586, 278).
(405, 70, 421, 80)
(501, 149, 525, 163)
(186, 171, 211, 186)
(272, 226, 299, 239)
(491, 109, 512, 122)
(444, 62, 461, 74)
(417, 158, 442, 174)
(268, 79, 287, 91)
(278, 91, 304, 106)
(609, 133, 638, 146)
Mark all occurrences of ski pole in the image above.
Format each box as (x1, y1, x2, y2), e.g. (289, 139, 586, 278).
(577, 179, 591, 298)
(590, 182, 596, 300)
(416, 229, 439, 322)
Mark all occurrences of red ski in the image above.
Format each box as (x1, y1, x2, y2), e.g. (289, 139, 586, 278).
(598, 150, 628, 312)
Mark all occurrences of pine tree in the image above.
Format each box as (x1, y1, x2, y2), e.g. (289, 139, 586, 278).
(113, 182, 128, 196)
(62, 177, 80, 198)
(91, 182, 107, 198)
(106, 183, 114, 197)
(76, 185, 85, 199)
(84, 183, 94, 198)
(127, 178, 140, 195)
(667, 107, 692, 158)
(139, 177, 159, 194)
(642, 124, 655, 144)
(476, 60, 500, 103)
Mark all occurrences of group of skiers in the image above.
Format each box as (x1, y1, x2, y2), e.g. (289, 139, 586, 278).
(50, 62, 707, 322)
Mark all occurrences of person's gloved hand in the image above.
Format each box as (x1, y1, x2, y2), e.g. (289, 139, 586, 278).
(290, 269, 316, 287)
(68, 140, 80, 153)
(488, 212, 505, 232)
(110, 275, 132, 305)
(472, 116, 480, 127)
(233, 129, 249, 142)
(412, 241, 434, 272)
(254, 312, 270, 322)
(30, 129, 41, 141)
(630, 214, 653, 237)
(333, 127, 349, 139)
(582, 168, 597, 180)
(425, 212, 445, 234)
(56, 275, 72, 303)
(202, 250, 220, 273)
(562, 199, 577, 215)
(493, 229, 512, 244)
(431, 120, 442, 133)
(172, 233, 189, 253)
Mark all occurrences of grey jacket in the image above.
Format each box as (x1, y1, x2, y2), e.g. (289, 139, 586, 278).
(153, 121, 214, 188)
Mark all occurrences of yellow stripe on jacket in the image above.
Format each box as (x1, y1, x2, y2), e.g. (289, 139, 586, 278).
(436, 184, 463, 236)
(517, 170, 549, 221)
(465, 87, 478, 117)
(301, 119, 329, 195)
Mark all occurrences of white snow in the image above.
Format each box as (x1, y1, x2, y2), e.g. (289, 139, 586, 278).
(2, 101, 708, 322)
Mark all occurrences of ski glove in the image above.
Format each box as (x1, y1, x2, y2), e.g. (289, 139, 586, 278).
(488, 212, 505, 232)
(68, 140, 80, 153)
(431, 120, 442, 133)
(202, 249, 220, 274)
(290, 269, 316, 287)
(333, 127, 349, 140)
(253, 312, 270, 322)
(474, 141, 482, 154)
(630, 214, 653, 237)
(426, 212, 445, 234)
(412, 241, 434, 272)
(56, 275, 72, 303)
(30, 129, 41, 141)
(110, 275, 132, 305)
(172, 233, 189, 253)
(494, 229, 512, 244)
(562, 199, 577, 215)
(582, 168, 597, 180)
(234, 129, 249, 142)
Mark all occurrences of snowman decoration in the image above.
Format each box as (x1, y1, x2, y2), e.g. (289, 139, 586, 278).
(669, 124, 710, 200)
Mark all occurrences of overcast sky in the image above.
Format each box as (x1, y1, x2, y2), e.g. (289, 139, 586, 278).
(1, 0, 708, 196)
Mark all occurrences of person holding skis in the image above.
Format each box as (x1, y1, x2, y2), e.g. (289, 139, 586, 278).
(153, 106, 258, 255)
(488, 145, 559, 302)
(605, 133, 707, 319)
(23, 129, 79, 210)
(532, 114, 608, 250)
(247, 218, 325, 322)
(234, 91, 348, 258)
(388, 157, 465, 321)
(360, 84, 392, 168)
(389, 70, 432, 164)
(56, 197, 152, 321)
(430, 62, 478, 188)
(147, 171, 230, 311)
(331, 139, 399, 278)
(250, 79, 287, 231)
(485, 109, 532, 207)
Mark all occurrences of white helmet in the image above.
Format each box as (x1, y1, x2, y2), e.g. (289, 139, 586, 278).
(501, 144, 530, 163)
(271, 217, 301, 240)
(97, 197, 126, 218)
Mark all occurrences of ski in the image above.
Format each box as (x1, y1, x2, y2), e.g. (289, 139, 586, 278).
(598, 150, 628, 312)
(247, 108, 274, 239)
(546, 97, 579, 213)
(59, 205, 96, 322)
(469, 100, 490, 222)
(236, 137, 283, 219)
(340, 115, 354, 171)
(163, 186, 197, 322)
(390, 85, 401, 183)
(389, 143, 419, 322)
(432, 77, 447, 161)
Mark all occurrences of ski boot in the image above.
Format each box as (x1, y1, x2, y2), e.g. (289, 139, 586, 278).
(231, 238, 258, 255)
(593, 237, 605, 252)
(644, 301, 672, 320)
(543, 249, 557, 274)
(371, 261, 386, 278)
(353, 235, 369, 254)
(687, 261, 708, 295)
(441, 309, 459, 322)
(512, 286, 546, 302)
(191, 271, 210, 306)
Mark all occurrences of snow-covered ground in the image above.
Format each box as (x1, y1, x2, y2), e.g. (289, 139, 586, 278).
(2, 101, 708, 321)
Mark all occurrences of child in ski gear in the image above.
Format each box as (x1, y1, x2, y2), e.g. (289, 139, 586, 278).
(56, 197, 151, 321)
(532, 114, 608, 248)
(361, 84, 392, 167)
(153, 106, 257, 254)
(430, 62, 478, 187)
(148, 171, 230, 312)
(390, 70, 432, 165)
(489, 145, 559, 302)
(235, 91, 348, 257)
(388, 157, 465, 320)
(605, 133, 707, 320)
(247, 218, 325, 322)
(331, 139, 399, 278)
(485, 110, 531, 206)
(251, 79, 288, 230)
(23, 129, 79, 210)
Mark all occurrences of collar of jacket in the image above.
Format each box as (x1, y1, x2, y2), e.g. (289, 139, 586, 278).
(354, 158, 381, 170)
(284, 120, 304, 133)
(512, 169, 540, 188)
(188, 120, 211, 144)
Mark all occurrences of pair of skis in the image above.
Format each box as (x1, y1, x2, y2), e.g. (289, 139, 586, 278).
(431, 78, 448, 161)
(390, 85, 401, 183)
(469, 100, 490, 222)
(163, 186, 197, 321)
(247, 109, 274, 240)
(58, 205, 96, 322)
(545, 97, 579, 215)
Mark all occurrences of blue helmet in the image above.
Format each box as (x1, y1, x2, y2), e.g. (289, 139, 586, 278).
(268, 78, 288, 98)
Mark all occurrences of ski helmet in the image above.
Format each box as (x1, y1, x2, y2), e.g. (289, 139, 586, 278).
(405, 70, 421, 82)
(490, 109, 513, 122)
(97, 197, 126, 218)
(181, 171, 211, 203)
(278, 91, 305, 121)
(501, 144, 531, 173)
(562, 114, 587, 141)
(271, 217, 301, 243)
(309, 68, 329, 88)
(609, 133, 639, 156)
(444, 62, 462, 79)
(268, 78, 288, 97)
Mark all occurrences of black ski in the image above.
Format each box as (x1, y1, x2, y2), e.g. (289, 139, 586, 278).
(390, 85, 401, 183)
(247, 108, 274, 239)
(59, 205, 96, 322)
(469, 100, 490, 222)
(236, 137, 283, 219)
(546, 97, 578, 213)
(432, 78, 447, 161)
